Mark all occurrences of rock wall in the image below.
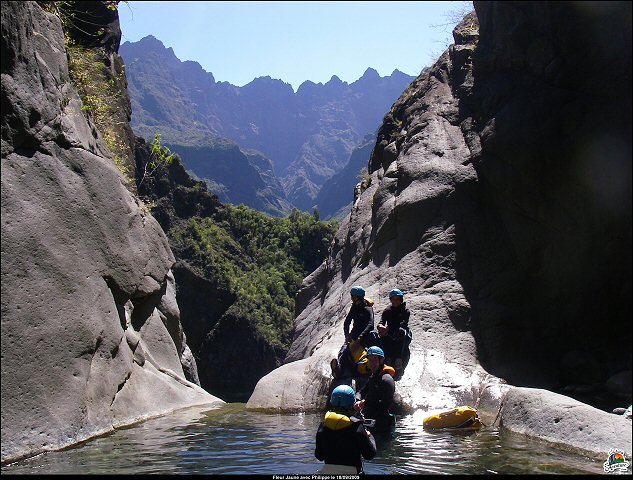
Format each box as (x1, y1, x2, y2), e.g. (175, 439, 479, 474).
(247, 1, 631, 460)
(1, 1, 222, 464)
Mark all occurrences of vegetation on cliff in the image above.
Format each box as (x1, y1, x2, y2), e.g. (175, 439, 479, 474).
(170, 204, 337, 347)
(134, 135, 339, 398)
(39, 0, 137, 186)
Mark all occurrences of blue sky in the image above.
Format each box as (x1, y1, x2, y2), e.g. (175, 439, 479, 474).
(118, 1, 472, 91)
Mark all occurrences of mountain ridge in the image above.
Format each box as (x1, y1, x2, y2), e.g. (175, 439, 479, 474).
(120, 34, 415, 211)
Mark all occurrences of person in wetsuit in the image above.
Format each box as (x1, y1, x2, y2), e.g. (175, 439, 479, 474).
(344, 285, 375, 346)
(377, 288, 412, 377)
(315, 384, 377, 474)
(353, 346, 396, 434)
(331, 285, 375, 383)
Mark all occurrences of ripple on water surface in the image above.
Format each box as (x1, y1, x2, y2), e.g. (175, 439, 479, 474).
(1, 403, 607, 475)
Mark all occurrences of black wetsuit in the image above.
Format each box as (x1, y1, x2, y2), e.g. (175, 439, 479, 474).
(335, 300, 375, 380)
(358, 367, 395, 428)
(315, 412, 377, 473)
(379, 302, 410, 361)
(343, 300, 374, 345)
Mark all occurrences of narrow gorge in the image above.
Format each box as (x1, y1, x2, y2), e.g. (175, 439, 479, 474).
(1, 0, 631, 467)
(246, 1, 632, 461)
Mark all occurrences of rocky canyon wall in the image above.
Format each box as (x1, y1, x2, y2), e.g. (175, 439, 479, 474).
(1, 1, 222, 464)
(247, 1, 631, 460)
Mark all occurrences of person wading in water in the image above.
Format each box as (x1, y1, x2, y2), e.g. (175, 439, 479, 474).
(315, 384, 377, 474)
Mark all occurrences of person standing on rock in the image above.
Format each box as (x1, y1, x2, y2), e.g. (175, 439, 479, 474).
(377, 288, 412, 379)
(331, 286, 375, 381)
(353, 346, 396, 435)
(315, 384, 377, 474)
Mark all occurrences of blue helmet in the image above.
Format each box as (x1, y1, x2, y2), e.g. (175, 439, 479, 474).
(330, 385, 356, 408)
(350, 285, 366, 298)
(367, 346, 385, 358)
(389, 288, 404, 299)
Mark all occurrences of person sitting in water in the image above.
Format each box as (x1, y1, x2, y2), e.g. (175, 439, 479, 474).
(353, 346, 396, 434)
(315, 385, 377, 474)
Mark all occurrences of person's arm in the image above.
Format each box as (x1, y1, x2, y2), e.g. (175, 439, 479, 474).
(343, 308, 353, 340)
(379, 308, 387, 327)
(391, 307, 410, 339)
(358, 425, 377, 460)
(378, 309, 389, 336)
(378, 373, 395, 409)
(314, 423, 326, 461)
(353, 382, 368, 411)
(401, 308, 410, 329)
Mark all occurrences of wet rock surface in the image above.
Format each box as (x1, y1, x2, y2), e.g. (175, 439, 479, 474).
(247, 1, 631, 460)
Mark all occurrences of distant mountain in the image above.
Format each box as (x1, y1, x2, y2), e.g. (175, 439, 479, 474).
(120, 35, 415, 210)
(314, 133, 376, 220)
(141, 128, 293, 217)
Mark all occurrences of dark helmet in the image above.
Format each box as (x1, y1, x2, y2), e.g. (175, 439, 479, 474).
(367, 346, 385, 358)
(350, 285, 366, 298)
(389, 288, 404, 299)
(330, 384, 356, 408)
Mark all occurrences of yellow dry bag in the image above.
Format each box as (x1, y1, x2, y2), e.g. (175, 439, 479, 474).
(422, 406, 482, 430)
(348, 340, 371, 375)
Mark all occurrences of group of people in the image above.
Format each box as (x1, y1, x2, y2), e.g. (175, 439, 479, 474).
(332, 285, 411, 383)
(315, 285, 413, 474)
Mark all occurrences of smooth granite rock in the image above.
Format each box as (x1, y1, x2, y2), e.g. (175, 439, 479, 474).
(1, 1, 223, 464)
(247, 1, 631, 461)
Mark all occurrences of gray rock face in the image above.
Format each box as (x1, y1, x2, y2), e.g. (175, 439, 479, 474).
(314, 133, 376, 220)
(247, 1, 631, 460)
(1, 1, 222, 464)
(493, 387, 631, 460)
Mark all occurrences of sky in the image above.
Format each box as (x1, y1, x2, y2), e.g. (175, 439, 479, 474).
(118, 1, 472, 91)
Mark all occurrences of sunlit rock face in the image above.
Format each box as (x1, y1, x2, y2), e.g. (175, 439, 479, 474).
(247, 1, 631, 457)
(1, 2, 222, 464)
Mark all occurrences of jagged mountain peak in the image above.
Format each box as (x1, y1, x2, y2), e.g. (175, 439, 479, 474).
(361, 66, 380, 77)
(121, 34, 180, 65)
(120, 35, 415, 212)
(136, 34, 162, 45)
(326, 74, 345, 85)
(350, 67, 382, 88)
(391, 68, 414, 79)
(243, 75, 295, 94)
(123, 34, 170, 54)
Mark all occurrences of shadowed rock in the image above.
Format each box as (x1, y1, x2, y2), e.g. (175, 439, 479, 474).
(1, 1, 222, 464)
(247, 1, 631, 460)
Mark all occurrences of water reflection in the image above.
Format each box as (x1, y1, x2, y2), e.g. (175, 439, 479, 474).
(1, 404, 606, 475)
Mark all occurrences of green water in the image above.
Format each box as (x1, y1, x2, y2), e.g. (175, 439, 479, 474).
(1, 403, 609, 475)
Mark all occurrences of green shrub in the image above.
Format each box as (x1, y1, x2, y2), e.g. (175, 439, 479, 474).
(170, 206, 338, 347)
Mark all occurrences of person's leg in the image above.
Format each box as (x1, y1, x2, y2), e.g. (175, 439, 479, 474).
(330, 357, 340, 378)
(381, 337, 395, 365)
(361, 330, 381, 349)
